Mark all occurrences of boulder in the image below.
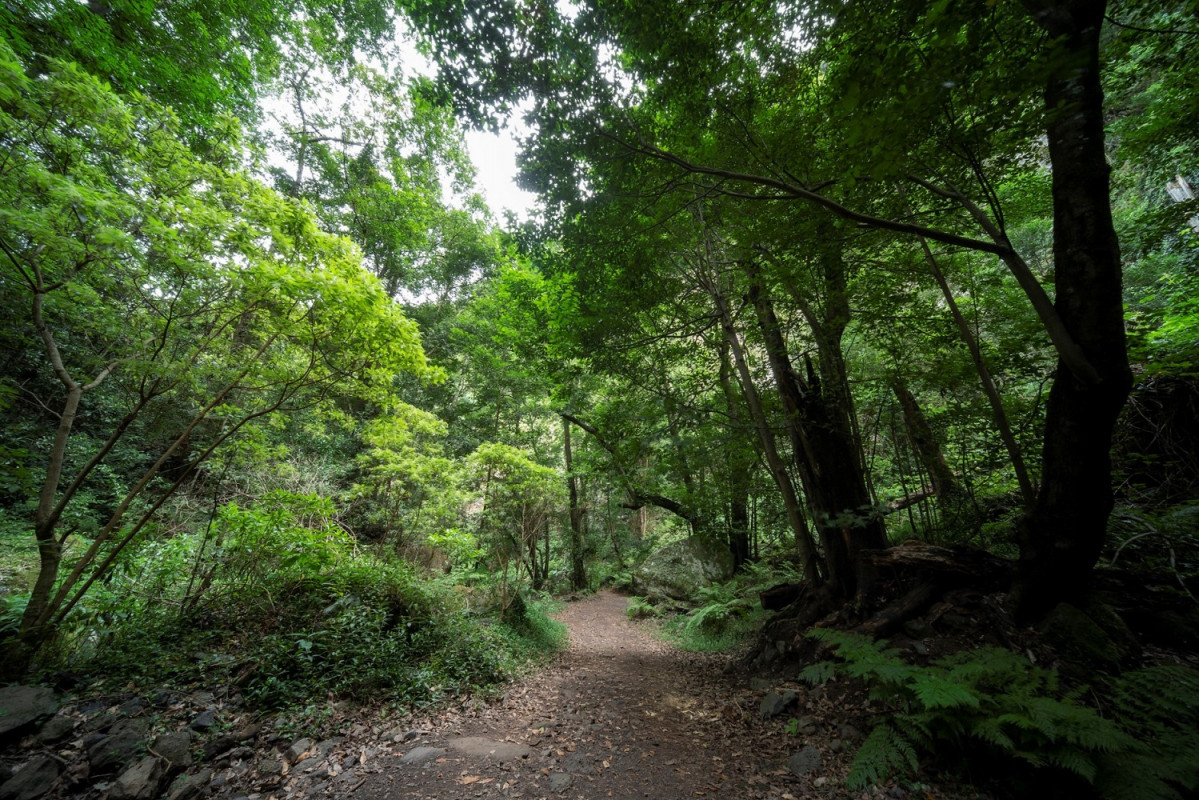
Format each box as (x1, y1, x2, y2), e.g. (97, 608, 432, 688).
(631, 537, 735, 601)
(1039, 603, 1123, 669)
(283, 738, 314, 766)
(0, 757, 62, 800)
(0, 687, 58, 738)
(36, 715, 76, 745)
(187, 711, 216, 732)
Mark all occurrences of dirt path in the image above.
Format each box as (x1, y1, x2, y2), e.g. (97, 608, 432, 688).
(352, 592, 796, 800)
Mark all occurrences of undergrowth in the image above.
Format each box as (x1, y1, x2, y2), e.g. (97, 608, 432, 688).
(642, 562, 795, 652)
(802, 629, 1199, 799)
(33, 492, 567, 711)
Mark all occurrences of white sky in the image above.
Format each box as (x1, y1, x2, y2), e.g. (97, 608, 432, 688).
(464, 127, 538, 221)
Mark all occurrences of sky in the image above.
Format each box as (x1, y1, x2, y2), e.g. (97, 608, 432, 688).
(464, 126, 538, 221)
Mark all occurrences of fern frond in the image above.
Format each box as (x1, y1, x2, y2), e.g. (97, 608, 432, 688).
(911, 672, 982, 710)
(846, 724, 918, 789)
(801, 660, 836, 686)
(1046, 747, 1099, 782)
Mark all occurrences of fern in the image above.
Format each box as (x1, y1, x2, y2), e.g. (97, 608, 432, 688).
(847, 724, 919, 789)
(802, 630, 1199, 799)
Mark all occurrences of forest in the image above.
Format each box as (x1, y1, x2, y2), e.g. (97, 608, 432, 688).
(1, 0, 1198, 798)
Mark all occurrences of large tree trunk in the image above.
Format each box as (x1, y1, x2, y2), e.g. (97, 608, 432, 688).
(746, 263, 887, 599)
(1013, 0, 1133, 619)
(711, 288, 822, 585)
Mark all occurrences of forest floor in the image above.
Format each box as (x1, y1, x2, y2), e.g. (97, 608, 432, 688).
(2, 591, 999, 800)
(286, 591, 989, 800)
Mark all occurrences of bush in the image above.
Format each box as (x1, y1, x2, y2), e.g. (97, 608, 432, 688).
(50, 492, 566, 711)
(802, 629, 1199, 799)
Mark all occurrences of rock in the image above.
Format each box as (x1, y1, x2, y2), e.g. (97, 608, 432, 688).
(758, 690, 797, 719)
(300, 738, 340, 766)
(188, 691, 215, 709)
(202, 735, 236, 760)
(631, 537, 736, 601)
(794, 716, 818, 735)
(0, 767, 10, 786)
(151, 731, 193, 770)
(284, 738, 314, 765)
(829, 739, 845, 754)
(36, 715, 76, 745)
(398, 747, 445, 765)
(448, 737, 531, 761)
(83, 712, 118, 734)
(548, 772, 573, 793)
(787, 746, 822, 776)
(0, 757, 62, 800)
(88, 718, 149, 774)
(188, 711, 217, 732)
(902, 618, 931, 638)
(109, 757, 166, 800)
(256, 756, 283, 776)
(117, 697, 147, 717)
(0, 687, 59, 738)
(166, 768, 211, 800)
(1040, 603, 1123, 668)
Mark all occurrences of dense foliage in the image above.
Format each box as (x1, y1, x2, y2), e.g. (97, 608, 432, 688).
(1, 0, 1197, 794)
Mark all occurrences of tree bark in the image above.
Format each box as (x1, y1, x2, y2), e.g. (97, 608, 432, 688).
(711, 287, 822, 585)
(745, 262, 887, 599)
(564, 417, 588, 590)
(913, 235, 1035, 506)
(892, 378, 961, 501)
(718, 342, 752, 569)
(1013, 0, 1133, 619)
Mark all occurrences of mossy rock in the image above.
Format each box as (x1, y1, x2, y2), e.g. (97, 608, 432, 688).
(631, 537, 735, 601)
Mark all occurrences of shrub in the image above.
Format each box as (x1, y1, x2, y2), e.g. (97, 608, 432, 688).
(802, 630, 1199, 799)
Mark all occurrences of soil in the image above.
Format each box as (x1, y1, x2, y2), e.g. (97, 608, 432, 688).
(2, 591, 997, 800)
(277, 591, 987, 800)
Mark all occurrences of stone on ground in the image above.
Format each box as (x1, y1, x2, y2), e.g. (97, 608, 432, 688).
(448, 737, 531, 761)
(398, 746, 445, 765)
(0, 756, 62, 800)
(788, 745, 822, 776)
(0, 687, 58, 738)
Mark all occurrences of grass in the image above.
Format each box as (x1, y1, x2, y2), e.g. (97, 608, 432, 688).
(655, 606, 771, 652)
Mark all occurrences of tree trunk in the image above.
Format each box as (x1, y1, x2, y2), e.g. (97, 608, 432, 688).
(1013, 0, 1133, 619)
(892, 378, 961, 501)
(746, 263, 887, 599)
(718, 342, 753, 569)
(564, 417, 587, 590)
(711, 288, 822, 585)
(913, 235, 1035, 506)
